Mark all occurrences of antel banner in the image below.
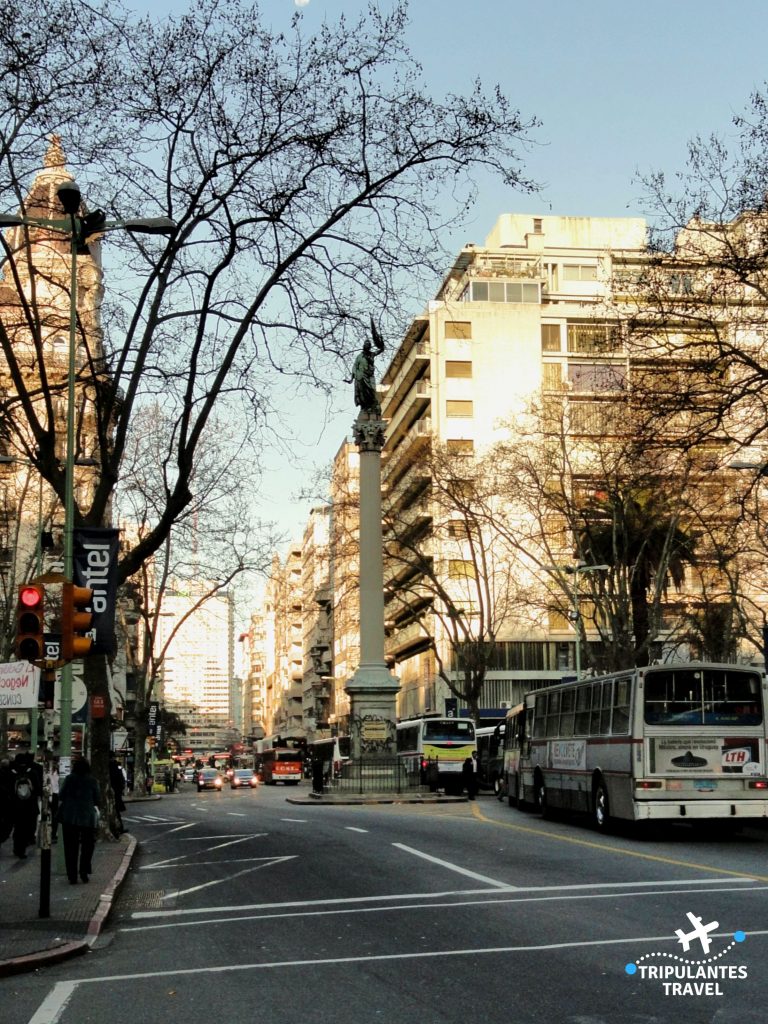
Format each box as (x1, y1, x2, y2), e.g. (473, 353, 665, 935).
(0, 661, 41, 709)
(73, 526, 120, 656)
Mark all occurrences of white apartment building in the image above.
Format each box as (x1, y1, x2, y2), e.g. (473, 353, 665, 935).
(380, 213, 649, 719)
(155, 585, 236, 721)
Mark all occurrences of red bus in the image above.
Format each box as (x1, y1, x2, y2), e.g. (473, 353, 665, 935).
(257, 747, 303, 785)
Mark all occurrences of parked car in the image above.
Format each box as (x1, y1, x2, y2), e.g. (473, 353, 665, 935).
(196, 768, 224, 792)
(230, 768, 258, 790)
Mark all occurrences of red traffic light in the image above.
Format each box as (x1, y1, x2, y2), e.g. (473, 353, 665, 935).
(15, 583, 45, 663)
(19, 585, 43, 608)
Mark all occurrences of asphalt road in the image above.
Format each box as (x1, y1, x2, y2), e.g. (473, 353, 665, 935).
(9, 783, 768, 1024)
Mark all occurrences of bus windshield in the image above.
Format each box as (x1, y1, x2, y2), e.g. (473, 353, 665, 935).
(423, 720, 475, 742)
(644, 668, 762, 726)
(275, 750, 302, 762)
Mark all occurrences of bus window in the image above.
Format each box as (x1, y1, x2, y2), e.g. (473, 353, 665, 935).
(560, 688, 575, 737)
(575, 684, 591, 735)
(599, 681, 613, 734)
(613, 677, 631, 733)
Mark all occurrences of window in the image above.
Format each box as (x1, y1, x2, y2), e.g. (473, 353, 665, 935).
(446, 400, 473, 417)
(542, 363, 563, 390)
(541, 324, 561, 352)
(445, 360, 473, 378)
(448, 559, 476, 580)
(445, 321, 472, 339)
(568, 363, 626, 392)
(562, 264, 598, 282)
(533, 218, 543, 233)
(612, 677, 631, 734)
(567, 323, 621, 354)
(447, 520, 471, 540)
(446, 439, 474, 454)
(461, 281, 540, 304)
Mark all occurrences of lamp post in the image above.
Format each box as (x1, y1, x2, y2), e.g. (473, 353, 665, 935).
(0, 180, 175, 764)
(565, 562, 609, 680)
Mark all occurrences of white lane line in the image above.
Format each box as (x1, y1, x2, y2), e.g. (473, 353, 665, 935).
(142, 857, 276, 870)
(143, 834, 265, 869)
(164, 856, 297, 899)
(178, 834, 257, 840)
(122, 882, 768, 934)
(27, 980, 77, 1024)
(345, 827, 368, 833)
(281, 818, 307, 822)
(29, 927, 768, 1011)
(129, 875, 750, 920)
(228, 812, 247, 817)
(392, 843, 510, 888)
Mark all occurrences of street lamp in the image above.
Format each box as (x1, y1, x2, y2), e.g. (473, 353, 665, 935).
(0, 179, 175, 765)
(565, 562, 609, 680)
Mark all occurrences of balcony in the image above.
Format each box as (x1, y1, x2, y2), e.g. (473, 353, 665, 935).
(385, 378, 432, 448)
(382, 418, 432, 489)
(384, 618, 432, 658)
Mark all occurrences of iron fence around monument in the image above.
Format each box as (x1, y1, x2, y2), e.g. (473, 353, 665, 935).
(329, 758, 425, 795)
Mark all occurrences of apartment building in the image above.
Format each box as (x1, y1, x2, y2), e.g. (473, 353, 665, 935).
(155, 585, 236, 722)
(379, 214, 650, 718)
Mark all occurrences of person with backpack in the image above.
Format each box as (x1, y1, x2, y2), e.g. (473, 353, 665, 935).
(57, 758, 100, 884)
(10, 750, 43, 858)
(0, 756, 15, 848)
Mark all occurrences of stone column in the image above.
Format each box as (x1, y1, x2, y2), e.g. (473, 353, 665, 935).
(345, 411, 399, 761)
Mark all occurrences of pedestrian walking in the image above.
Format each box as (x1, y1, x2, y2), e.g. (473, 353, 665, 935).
(462, 751, 478, 800)
(10, 750, 43, 857)
(0, 756, 14, 849)
(109, 753, 126, 836)
(57, 758, 100, 884)
(48, 758, 60, 843)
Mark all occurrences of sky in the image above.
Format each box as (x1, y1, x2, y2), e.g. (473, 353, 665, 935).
(125, 0, 768, 577)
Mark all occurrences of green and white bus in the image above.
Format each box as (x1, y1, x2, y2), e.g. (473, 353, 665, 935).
(502, 662, 768, 829)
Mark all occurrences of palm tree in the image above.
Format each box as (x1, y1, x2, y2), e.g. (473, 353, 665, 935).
(578, 488, 697, 667)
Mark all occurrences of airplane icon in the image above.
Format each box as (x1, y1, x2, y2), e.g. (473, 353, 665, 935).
(675, 912, 719, 954)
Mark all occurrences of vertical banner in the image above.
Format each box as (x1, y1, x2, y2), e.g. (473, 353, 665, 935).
(72, 527, 120, 655)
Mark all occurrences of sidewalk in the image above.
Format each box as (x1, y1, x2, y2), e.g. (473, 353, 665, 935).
(0, 821, 138, 977)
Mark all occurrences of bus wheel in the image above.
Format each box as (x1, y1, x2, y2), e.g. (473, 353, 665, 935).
(593, 778, 610, 831)
(493, 775, 501, 798)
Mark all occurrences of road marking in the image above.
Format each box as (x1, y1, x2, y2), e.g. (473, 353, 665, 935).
(470, 803, 768, 882)
(143, 834, 266, 869)
(345, 827, 369, 833)
(392, 842, 510, 888)
(227, 812, 247, 817)
(281, 818, 307, 822)
(164, 856, 297, 899)
(28, 926, 768, 1024)
(129, 875, 750, 920)
(178, 834, 257, 840)
(122, 882, 768, 934)
(142, 857, 276, 870)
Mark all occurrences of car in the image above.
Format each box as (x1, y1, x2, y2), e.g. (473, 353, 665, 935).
(183, 768, 196, 783)
(196, 768, 224, 792)
(230, 768, 258, 790)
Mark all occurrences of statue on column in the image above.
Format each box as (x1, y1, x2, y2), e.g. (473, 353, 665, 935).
(348, 317, 385, 416)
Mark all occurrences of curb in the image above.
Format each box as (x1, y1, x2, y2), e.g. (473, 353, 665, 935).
(0, 835, 137, 979)
(286, 795, 469, 805)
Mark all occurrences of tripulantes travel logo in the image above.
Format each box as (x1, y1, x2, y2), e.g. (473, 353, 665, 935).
(625, 912, 748, 997)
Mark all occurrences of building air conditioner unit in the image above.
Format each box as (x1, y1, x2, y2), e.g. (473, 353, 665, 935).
(499, 701, 512, 709)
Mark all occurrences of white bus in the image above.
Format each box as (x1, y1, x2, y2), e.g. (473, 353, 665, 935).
(396, 715, 476, 794)
(502, 662, 768, 829)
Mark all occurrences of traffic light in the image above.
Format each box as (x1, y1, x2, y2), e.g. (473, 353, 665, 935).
(15, 584, 45, 663)
(61, 582, 94, 660)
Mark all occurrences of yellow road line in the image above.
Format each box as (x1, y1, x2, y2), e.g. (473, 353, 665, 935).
(470, 802, 768, 882)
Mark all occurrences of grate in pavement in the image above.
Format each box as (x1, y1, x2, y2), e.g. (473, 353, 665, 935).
(117, 890, 166, 909)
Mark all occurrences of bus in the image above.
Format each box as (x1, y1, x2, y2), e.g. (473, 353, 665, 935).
(308, 736, 351, 782)
(257, 747, 303, 785)
(475, 723, 505, 795)
(502, 662, 768, 829)
(396, 715, 476, 794)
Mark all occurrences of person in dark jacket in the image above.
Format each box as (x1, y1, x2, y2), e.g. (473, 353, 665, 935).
(58, 758, 100, 884)
(0, 756, 14, 848)
(10, 751, 43, 857)
(109, 754, 126, 836)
